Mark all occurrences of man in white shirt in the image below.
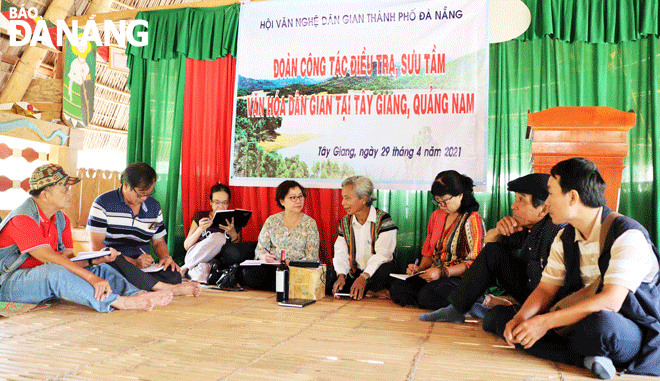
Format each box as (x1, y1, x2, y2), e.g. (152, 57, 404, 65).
(331, 176, 397, 300)
(497, 158, 660, 379)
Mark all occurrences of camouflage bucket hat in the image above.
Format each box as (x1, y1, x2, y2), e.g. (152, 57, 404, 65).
(29, 164, 81, 191)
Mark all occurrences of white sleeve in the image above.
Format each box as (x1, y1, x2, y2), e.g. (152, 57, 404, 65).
(333, 235, 351, 276)
(363, 229, 397, 277)
(605, 229, 659, 292)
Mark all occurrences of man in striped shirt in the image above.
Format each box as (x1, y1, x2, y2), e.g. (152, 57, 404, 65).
(500, 158, 660, 379)
(87, 162, 200, 297)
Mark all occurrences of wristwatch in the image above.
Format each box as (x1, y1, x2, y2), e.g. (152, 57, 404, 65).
(360, 272, 370, 282)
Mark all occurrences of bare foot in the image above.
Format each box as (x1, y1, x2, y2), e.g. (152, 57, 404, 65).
(365, 289, 390, 299)
(483, 294, 514, 308)
(169, 281, 201, 297)
(111, 295, 154, 311)
(138, 290, 173, 306)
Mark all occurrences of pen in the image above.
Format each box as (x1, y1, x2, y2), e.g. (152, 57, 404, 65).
(140, 248, 153, 264)
(412, 258, 420, 274)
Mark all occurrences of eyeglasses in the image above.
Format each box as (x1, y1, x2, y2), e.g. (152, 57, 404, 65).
(48, 184, 71, 194)
(212, 200, 230, 206)
(287, 195, 306, 202)
(432, 195, 454, 208)
(132, 188, 153, 199)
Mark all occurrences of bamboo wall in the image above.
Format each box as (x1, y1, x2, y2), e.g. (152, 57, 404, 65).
(65, 168, 122, 228)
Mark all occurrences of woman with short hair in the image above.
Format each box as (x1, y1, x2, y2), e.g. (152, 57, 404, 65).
(242, 180, 320, 290)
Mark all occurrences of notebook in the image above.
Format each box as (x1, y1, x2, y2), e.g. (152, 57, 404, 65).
(389, 271, 426, 281)
(212, 209, 252, 229)
(70, 249, 111, 262)
(278, 298, 316, 308)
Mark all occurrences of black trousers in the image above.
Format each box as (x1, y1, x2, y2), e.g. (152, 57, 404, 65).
(390, 275, 462, 310)
(484, 303, 644, 369)
(108, 255, 182, 291)
(326, 261, 393, 295)
(448, 242, 530, 314)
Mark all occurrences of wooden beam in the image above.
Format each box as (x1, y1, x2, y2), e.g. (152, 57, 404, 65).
(50, 144, 78, 173)
(36, 63, 55, 77)
(1, 53, 19, 65)
(0, 28, 62, 53)
(112, 0, 134, 10)
(66, 0, 244, 24)
(0, 0, 75, 103)
(86, 0, 116, 17)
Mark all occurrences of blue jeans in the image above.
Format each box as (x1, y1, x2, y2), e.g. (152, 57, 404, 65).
(0, 263, 142, 312)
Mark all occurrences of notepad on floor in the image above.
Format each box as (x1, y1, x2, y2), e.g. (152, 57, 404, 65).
(278, 298, 316, 308)
(389, 271, 425, 281)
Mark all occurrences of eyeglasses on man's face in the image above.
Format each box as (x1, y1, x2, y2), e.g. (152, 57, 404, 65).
(47, 184, 72, 195)
(432, 195, 454, 208)
(132, 188, 153, 199)
(211, 200, 230, 206)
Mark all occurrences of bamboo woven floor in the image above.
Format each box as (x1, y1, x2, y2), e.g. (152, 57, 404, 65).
(0, 289, 655, 381)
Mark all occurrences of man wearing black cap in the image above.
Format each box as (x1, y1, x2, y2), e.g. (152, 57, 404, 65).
(420, 173, 564, 323)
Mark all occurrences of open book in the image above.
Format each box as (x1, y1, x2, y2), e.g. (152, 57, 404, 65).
(390, 271, 426, 281)
(70, 249, 111, 262)
(212, 209, 252, 229)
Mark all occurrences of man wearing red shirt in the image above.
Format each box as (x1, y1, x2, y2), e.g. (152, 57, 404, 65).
(0, 164, 171, 312)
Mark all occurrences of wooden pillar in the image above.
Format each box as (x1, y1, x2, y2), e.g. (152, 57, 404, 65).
(50, 145, 78, 173)
(527, 106, 636, 212)
(0, 0, 75, 103)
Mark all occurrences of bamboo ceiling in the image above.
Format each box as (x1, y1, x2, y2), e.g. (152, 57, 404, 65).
(0, 0, 206, 150)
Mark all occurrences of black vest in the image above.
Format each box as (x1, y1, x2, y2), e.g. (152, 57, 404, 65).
(561, 206, 660, 376)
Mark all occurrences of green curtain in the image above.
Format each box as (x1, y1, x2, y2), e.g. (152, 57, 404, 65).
(519, 0, 659, 44)
(126, 54, 187, 256)
(125, 5, 240, 256)
(384, 1, 660, 266)
(482, 0, 660, 243)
